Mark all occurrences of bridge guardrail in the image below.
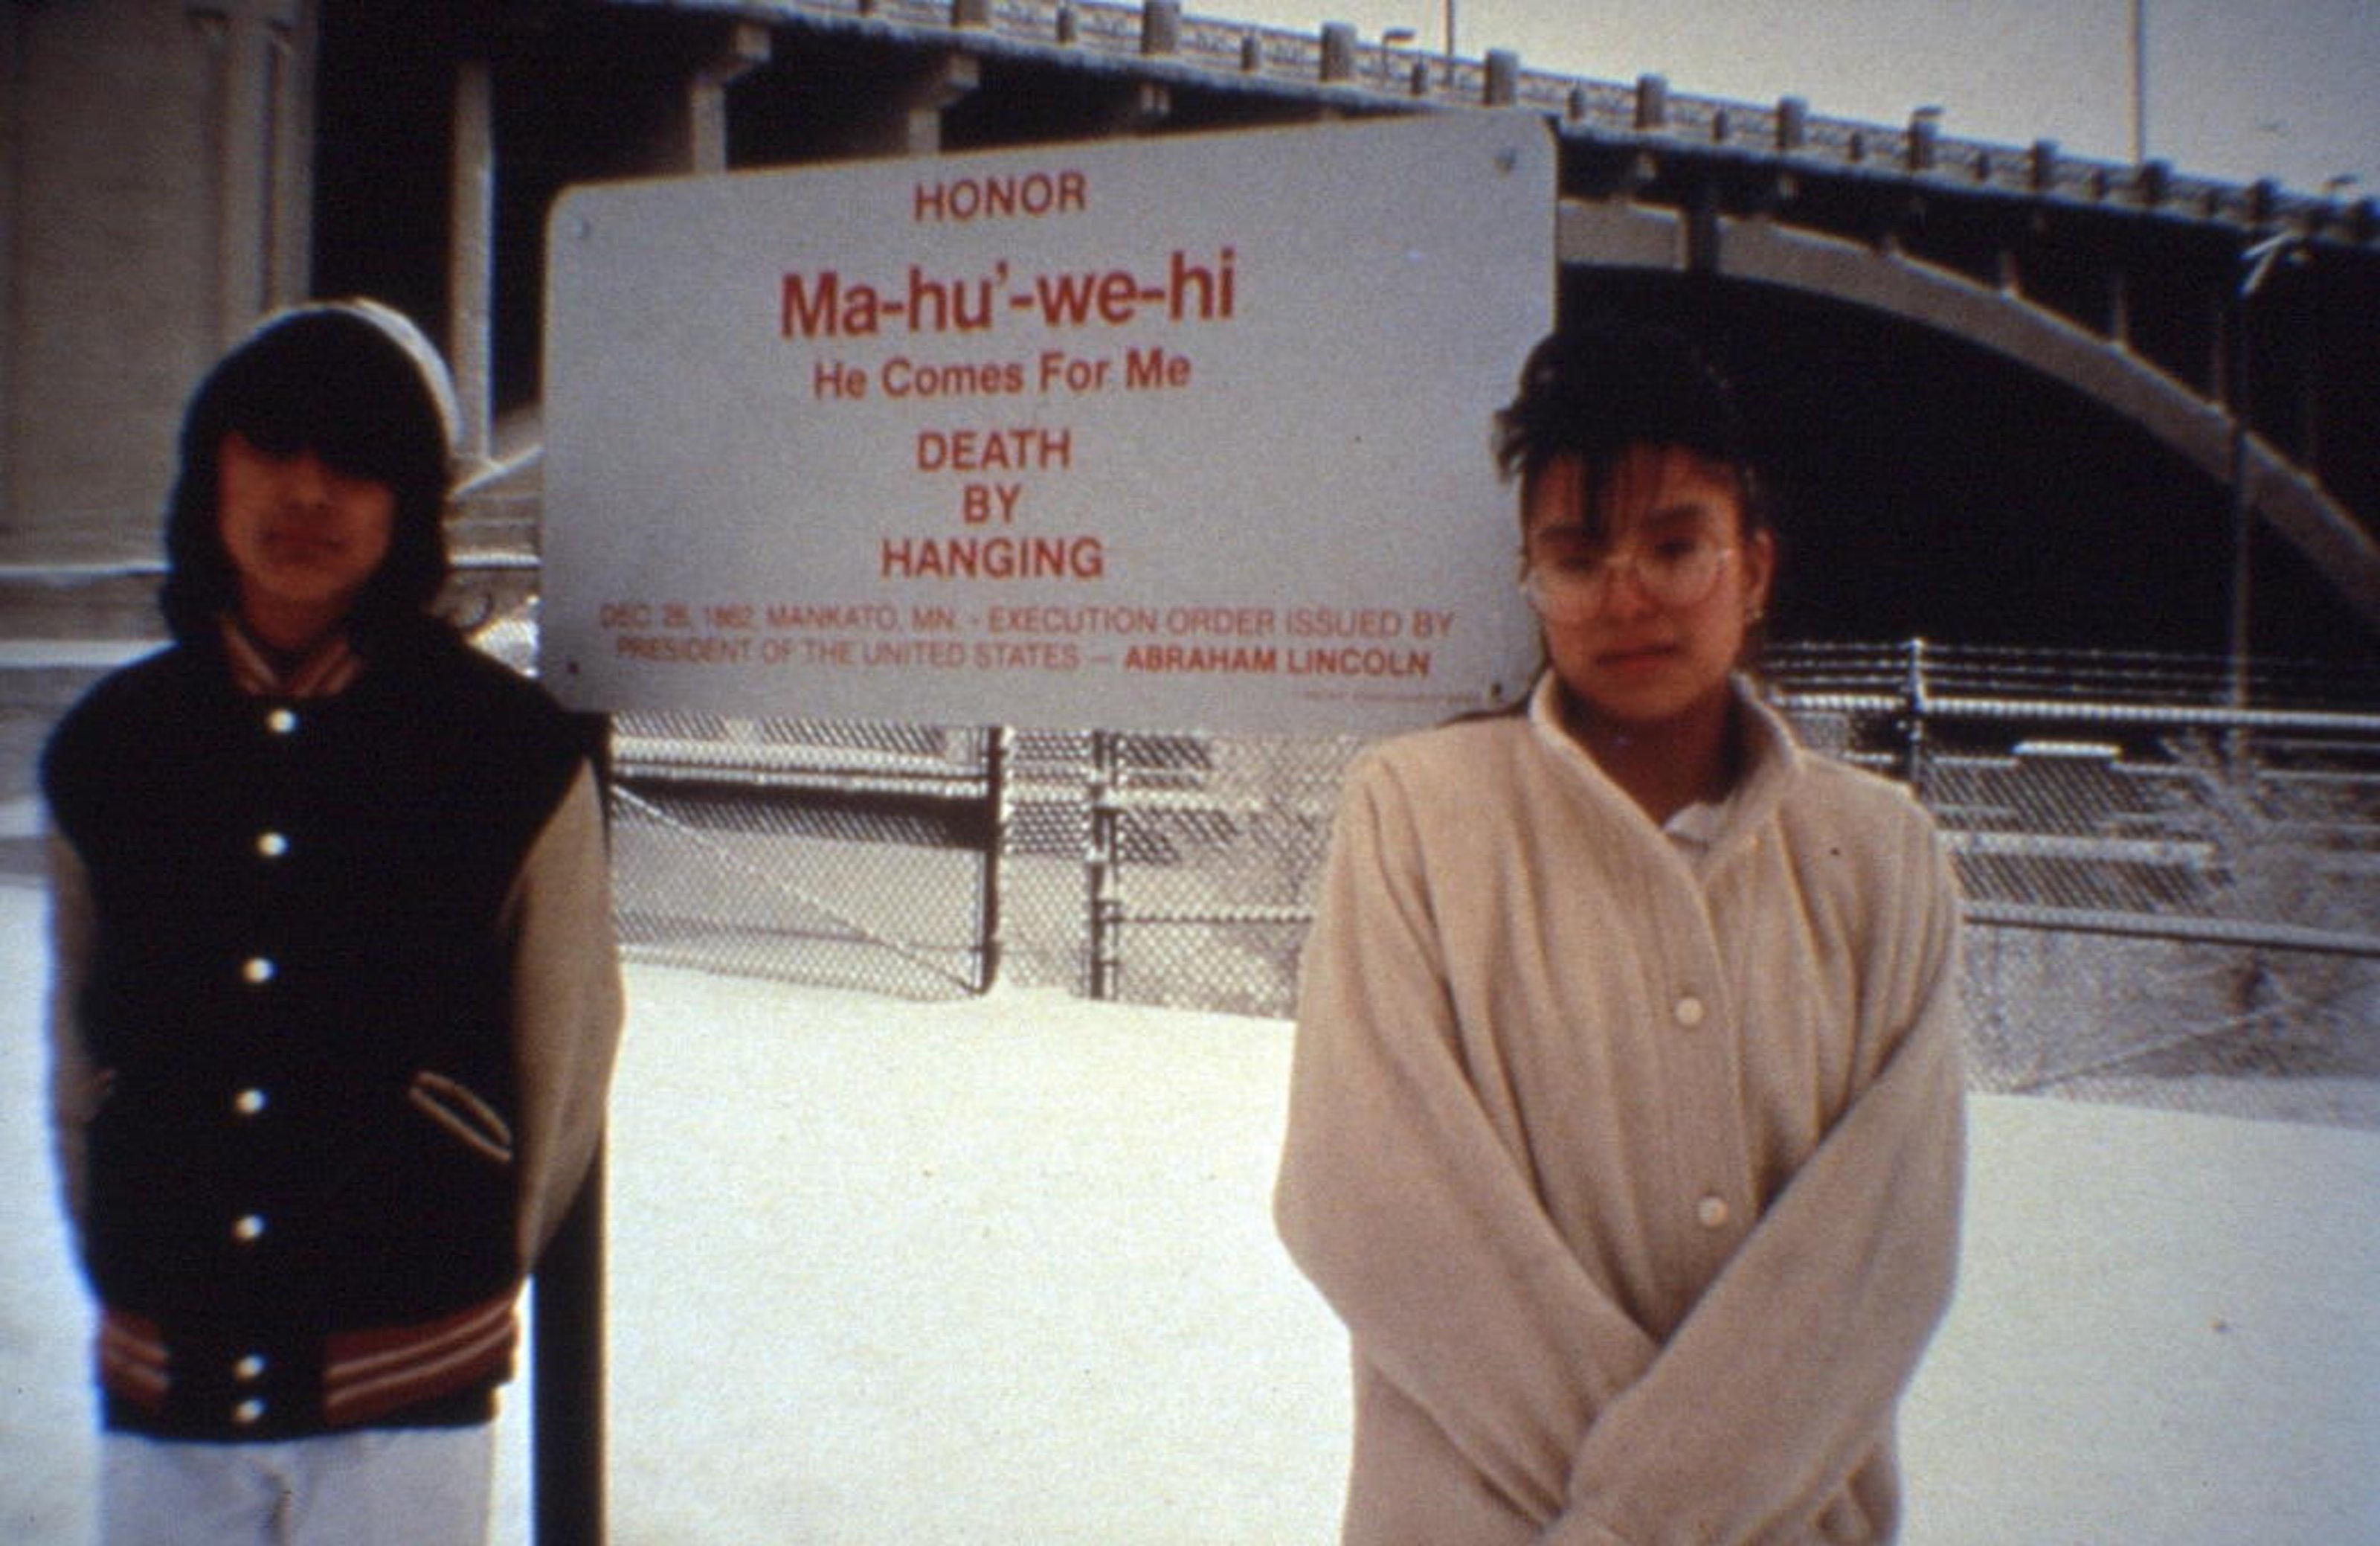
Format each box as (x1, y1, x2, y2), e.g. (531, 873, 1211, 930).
(752, 0, 2373, 240)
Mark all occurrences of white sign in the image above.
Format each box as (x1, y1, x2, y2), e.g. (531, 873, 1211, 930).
(541, 114, 1554, 733)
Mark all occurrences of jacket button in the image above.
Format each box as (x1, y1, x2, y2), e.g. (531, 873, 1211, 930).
(1696, 1195, 1731, 1230)
(232, 1213, 266, 1243)
(1673, 995, 1708, 1028)
(233, 1397, 266, 1426)
(256, 830, 290, 859)
(233, 1088, 268, 1117)
(234, 1353, 268, 1382)
(240, 957, 275, 985)
(266, 708, 298, 735)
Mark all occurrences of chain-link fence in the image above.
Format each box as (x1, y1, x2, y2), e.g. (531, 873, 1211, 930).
(599, 719, 1366, 1014)
(1078, 730, 1368, 1017)
(607, 713, 1005, 999)
(1778, 642, 2380, 1129)
(564, 623, 2380, 1130)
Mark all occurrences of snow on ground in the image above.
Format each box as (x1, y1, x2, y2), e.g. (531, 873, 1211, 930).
(4, 874, 2376, 1543)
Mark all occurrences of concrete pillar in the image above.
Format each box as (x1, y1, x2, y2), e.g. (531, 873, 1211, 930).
(689, 22, 772, 176)
(901, 51, 980, 155)
(1, 10, 23, 537)
(2030, 140, 2060, 194)
(1320, 22, 1355, 83)
(1906, 107, 1941, 173)
(193, 0, 311, 347)
(1103, 81, 1174, 134)
(448, 57, 494, 470)
(1, 0, 317, 566)
(1142, 0, 1180, 57)
(2137, 158, 2172, 210)
(1634, 74, 1667, 132)
(1485, 49, 1518, 107)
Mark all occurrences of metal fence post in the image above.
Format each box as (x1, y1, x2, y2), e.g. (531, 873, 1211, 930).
(975, 725, 1008, 993)
(1087, 729, 1122, 999)
(1899, 635, 1931, 797)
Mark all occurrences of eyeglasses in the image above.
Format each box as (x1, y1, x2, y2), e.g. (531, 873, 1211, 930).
(1520, 535, 1736, 623)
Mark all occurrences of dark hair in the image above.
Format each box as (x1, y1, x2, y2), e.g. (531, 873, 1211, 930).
(1493, 320, 1771, 545)
(159, 307, 454, 649)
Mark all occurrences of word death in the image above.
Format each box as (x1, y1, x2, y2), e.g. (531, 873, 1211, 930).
(914, 426, 1074, 472)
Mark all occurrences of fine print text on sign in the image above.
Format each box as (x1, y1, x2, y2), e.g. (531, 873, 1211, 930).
(542, 113, 1554, 734)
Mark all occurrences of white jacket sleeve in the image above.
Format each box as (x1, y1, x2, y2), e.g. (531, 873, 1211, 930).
(506, 761, 625, 1270)
(1548, 818, 1966, 1545)
(1276, 758, 1665, 1528)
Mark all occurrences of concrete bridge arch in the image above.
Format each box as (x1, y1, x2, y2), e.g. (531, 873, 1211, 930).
(1555, 198, 2380, 635)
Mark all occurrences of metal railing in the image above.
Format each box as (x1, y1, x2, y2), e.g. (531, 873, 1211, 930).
(715, 0, 2375, 237)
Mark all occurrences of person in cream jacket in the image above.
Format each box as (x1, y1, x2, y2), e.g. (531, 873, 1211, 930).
(1276, 322, 1964, 1545)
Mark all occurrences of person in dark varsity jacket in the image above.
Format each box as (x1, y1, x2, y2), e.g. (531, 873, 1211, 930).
(41, 300, 623, 1545)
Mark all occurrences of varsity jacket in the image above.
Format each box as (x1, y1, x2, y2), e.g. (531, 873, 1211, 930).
(42, 623, 622, 1440)
(1276, 675, 1966, 1545)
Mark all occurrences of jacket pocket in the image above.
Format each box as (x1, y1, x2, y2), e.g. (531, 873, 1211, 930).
(408, 1069, 515, 1167)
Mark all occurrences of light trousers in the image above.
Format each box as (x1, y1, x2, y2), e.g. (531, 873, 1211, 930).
(98, 1425, 495, 1546)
